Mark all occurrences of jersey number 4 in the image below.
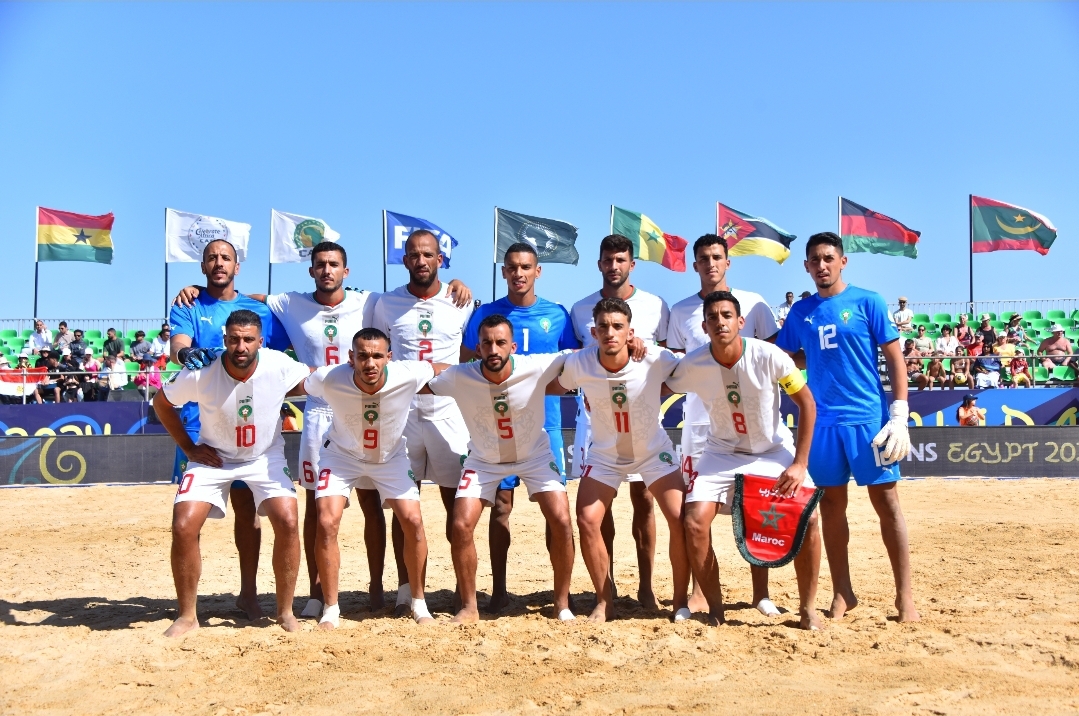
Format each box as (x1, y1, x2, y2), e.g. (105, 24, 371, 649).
(235, 424, 256, 447)
(818, 325, 838, 350)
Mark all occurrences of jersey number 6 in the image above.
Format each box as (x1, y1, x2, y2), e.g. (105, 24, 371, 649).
(325, 345, 339, 365)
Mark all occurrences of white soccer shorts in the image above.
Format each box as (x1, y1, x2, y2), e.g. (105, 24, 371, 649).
(298, 403, 334, 492)
(403, 409, 470, 490)
(314, 449, 420, 508)
(456, 451, 566, 505)
(580, 448, 680, 491)
(688, 444, 815, 515)
(679, 421, 710, 486)
(570, 401, 642, 483)
(175, 449, 296, 519)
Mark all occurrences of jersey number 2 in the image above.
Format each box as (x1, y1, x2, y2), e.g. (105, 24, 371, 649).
(418, 339, 433, 362)
(235, 424, 256, 447)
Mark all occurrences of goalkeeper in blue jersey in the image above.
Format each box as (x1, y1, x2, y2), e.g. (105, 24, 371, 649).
(775, 232, 919, 623)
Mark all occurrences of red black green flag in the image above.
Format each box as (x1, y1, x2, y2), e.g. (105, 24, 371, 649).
(840, 198, 920, 259)
(971, 196, 1057, 255)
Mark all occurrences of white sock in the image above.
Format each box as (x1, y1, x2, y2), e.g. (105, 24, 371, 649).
(300, 598, 322, 618)
(557, 608, 575, 621)
(320, 603, 340, 628)
(411, 598, 432, 622)
(396, 583, 412, 606)
(673, 607, 692, 622)
(756, 598, 780, 617)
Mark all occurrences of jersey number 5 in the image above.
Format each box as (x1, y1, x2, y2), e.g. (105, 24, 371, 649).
(235, 424, 256, 447)
(818, 324, 838, 350)
(497, 417, 514, 439)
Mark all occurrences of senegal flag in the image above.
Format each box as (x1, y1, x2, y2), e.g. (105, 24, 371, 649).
(611, 206, 687, 272)
(716, 202, 797, 264)
(971, 196, 1057, 255)
(37, 207, 114, 264)
(840, 198, 920, 259)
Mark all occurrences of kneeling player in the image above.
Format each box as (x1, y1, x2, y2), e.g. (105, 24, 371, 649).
(666, 291, 822, 629)
(425, 315, 576, 623)
(153, 310, 311, 637)
(295, 328, 442, 627)
(553, 298, 690, 623)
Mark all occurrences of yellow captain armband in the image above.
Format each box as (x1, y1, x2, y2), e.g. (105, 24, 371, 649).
(778, 370, 805, 395)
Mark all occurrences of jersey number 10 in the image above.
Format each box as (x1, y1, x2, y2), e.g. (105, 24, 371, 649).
(235, 424, 256, 447)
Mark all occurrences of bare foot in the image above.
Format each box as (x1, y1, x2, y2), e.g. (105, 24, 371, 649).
(236, 593, 264, 621)
(394, 603, 411, 618)
(317, 620, 335, 631)
(485, 591, 511, 614)
(687, 588, 708, 614)
(415, 615, 436, 625)
(451, 588, 462, 615)
(450, 608, 479, 625)
(799, 608, 823, 631)
(896, 597, 920, 623)
(637, 586, 659, 611)
(587, 601, 615, 624)
(829, 591, 858, 620)
(277, 613, 300, 633)
(707, 611, 726, 627)
(368, 585, 384, 611)
(164, 616, 199, 637)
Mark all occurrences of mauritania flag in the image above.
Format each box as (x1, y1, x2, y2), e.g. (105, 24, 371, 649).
(840, 198, 920, 259)
(494, 208, 579, 264)
(271, 210, 340, 264)
(37, 207, 114, 264)
(971, 196, 1057, 255)
(716, 202, 796, 264)
(384, 211, 458, 268)
(611, 206, 688, 272)
(165, 209, 250, 263)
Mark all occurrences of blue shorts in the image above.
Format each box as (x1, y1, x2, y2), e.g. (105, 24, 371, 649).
(498, 429, 566, 492)
(172, 435, 248, 491)
(808, 422, 901, 488)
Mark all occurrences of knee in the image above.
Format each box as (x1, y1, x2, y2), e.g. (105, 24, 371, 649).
(275, 509, 300, 536)
(683, 514, 709, 543)
(172, 516, 200, 542)
(316, 513, 339, 541)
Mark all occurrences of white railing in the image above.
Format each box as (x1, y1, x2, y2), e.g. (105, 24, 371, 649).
(0, 366, 180, 405)
(0, 318, 167, 336)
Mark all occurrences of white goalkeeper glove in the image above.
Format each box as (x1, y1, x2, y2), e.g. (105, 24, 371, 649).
(872, 399, 911, 463)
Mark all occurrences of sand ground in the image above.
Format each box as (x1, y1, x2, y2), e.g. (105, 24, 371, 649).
(2, 479, 1078, 715)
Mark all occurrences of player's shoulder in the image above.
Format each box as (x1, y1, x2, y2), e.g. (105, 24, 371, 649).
(784, 296, 815, 321)
(630, 286, 668, 309)
(670, 292, 702, 317)
(843, 285, 885, 307)
(744, 336, 787, 360)
(570, 290, 603, 313)
(730, 287, 768, 308)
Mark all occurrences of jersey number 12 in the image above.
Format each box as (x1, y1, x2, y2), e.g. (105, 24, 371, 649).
(818, 325, 838, 350)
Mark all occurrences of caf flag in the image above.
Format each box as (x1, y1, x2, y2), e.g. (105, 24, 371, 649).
(270, 210, 340, 264)
(384, 211, 458, 268)
(494, 208, 579, 264)
(165, 208, 250, 263)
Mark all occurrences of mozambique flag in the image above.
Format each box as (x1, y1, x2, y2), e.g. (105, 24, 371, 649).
(971, 196, 1057, 255)
(716, 202, 797, 264)
(611, 206, 687, 272)
(840, 198, 919, 259)
(37, 207, 114, 264)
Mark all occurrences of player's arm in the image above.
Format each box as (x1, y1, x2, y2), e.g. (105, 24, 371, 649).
(416, 363, 452, 394)
(545, 376, 574, 395)
(628, 337, 648, 361)
(152, 390, 222, 468)
(173, 285, 266, 307)
(460, 346, 477, 363)
(446, 279, 472, 308)
(773, 381, 815, 497)
(285, 365, 317, 396)
(169, 332, 192, 365)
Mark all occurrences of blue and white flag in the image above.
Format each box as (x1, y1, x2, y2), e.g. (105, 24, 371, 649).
(384, 211, 458, 268)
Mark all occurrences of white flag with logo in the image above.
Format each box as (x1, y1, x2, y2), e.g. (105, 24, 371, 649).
(270, 209, 340, 264)
(165, 208, 251, 263)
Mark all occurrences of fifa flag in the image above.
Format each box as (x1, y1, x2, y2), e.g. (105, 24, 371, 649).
(37, 207, 114, 264)
(611, 206, 688, 272)
(165, 208, 250, 263)
(384, 211, 458, 268)
(716, 203, 797, 264)
(271, 210, 340, 263)
(494, 208, 579, 264)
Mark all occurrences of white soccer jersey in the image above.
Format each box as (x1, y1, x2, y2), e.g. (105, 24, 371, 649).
(372, 283, 473, 421)
(304, 361, 435, 464)
(665, 337, 803, 455)
(163, 349, 310, 464)
(667, 288, 778, 426)
(569, 287, 670, 348)
(428, 352, 569, 465)
(558, 345, 680, 465)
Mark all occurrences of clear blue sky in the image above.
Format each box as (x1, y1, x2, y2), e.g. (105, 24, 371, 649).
(1, 2, 1077, 320)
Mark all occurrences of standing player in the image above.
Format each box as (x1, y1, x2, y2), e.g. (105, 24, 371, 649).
(553, 298, 689, 623)
(461, 242, 580, 613)
(428, 315, 576, 623)
(292, 328, 445, 628)
(666, 291, 822, 629)
(153, 310, 311, 637)
(372, 229, 474, 615)
(775, 232, 918, 622)
(168, 239, 290, 621)
(569, 234, 669, 609)
(667, 234, 783, 617)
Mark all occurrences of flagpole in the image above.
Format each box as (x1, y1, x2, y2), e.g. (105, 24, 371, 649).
(837, 196, 841, 237)
(267, 263, 273, 296)
(381, 210, 388, 293)
(491, 207, 498, 303)
(33, 207, 39, 318)
(163, 207, 169, 319)
(968, 194, 974, 314)
(609, 204, 614, 235)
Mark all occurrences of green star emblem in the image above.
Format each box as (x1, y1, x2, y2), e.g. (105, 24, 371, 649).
(659, 452, 673, 465)
(758, 505, 785, 530)
(611, 391, 627, 407)
(364, 409, 379, 424)
(840, 309, 852, 325)
(493, 400, 509, 415)
(645, 229, 662, 243)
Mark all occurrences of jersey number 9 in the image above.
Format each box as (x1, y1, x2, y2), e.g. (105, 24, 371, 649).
(363, 428, 378, 450)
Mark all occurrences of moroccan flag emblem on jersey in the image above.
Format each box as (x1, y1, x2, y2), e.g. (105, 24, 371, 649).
(731, 473, 822, 568)
(971, 195, 1057, 255)
(840, 198, 920, 259)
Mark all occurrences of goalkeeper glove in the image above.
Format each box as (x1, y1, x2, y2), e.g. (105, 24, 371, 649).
(872, 399, 911, 463)
(178, 347, 222, 371)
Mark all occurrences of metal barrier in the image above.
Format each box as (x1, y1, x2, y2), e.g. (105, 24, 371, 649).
(0, 318, 167, 337)
(0, 366, 180, 404)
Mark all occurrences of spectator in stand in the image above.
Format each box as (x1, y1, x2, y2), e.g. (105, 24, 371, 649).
(150, 324, 171, 368)
(993, 333, 1015, 368)
(775, 292, 795, 326)
(1010, 348, 1033, 387)
(58, 348, 82, 402)
(94, 355, 114, 401)
(133, 354, 161, 400)
(904, 339, 928, 390)
(81, 348, 100, 400)
(35, 353, 62, 403)
(977, 314, 997, 349)
(892, 296, 914, 332)
(973, 346, 1001, 388)
(950, 349, 972, 389)
(102, 355, 128, 399)
(281, 403, 299, 432)
(103, 327, 126, 359)
(936, 324, 959, 355)
(29, 320, 52, 355)
(955, 314, 974, 353)
(67, 329, 88, 367)
(129, 331, 152, 362)
(957, 394, 985, 426)
(913, 325, 933, 353)
(798, 290, 811, 301)
(0, 354, 14, 405)
(1005, 313, 1026, 345)
(925, 352, 950, 389)
(34, 346, 52, 369)
(1038, 324, 1074, 370)
(53, 321, 73, 351)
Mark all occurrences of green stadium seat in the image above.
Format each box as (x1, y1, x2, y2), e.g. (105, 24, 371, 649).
(912, 313, 931, 325)
(932, 313, 952, 325)
(990, 321, 1006, 332)
(147, 330, 160, 341)
(1071, 309, 1079, 324)
(124, 361, 139, 375)
(1032, 319, 1052, 332)
(1022, 310, 1042, 321)
(1052, 366, 1077, 383)
(1046, 310, 1066, 321)
(124, 330, 140, 341)
(1066, 329, 1079, 342)
(20, 329, 34, 339)
(942, 359, 951, 372)
(84, 329, 102, 340)
(1034, 366, 1050, 383)
(0, 329, 17, 340)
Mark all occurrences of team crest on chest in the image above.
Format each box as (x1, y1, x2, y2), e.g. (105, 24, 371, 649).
(417, 310, 434, 337)
(323, 315, 339, 342)
(363, 402, 379, 425)
(539, 318, 552, 333)
(611, 382, 628, 408)
(237, 397, 253, 422)
(840, 309, 852, 325)
(726, 382, 741, 406)
(492, 393, 510, 416)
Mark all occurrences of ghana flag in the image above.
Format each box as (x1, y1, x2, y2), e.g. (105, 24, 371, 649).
(611, 206, 687, 272)
(716, 202, 797, 264)
(840, 198, 919, 259)
(37, 207, 114, 264)
(971, 196, 1057, 255)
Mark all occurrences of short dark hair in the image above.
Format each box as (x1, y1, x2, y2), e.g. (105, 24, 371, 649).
(74, 329, 83, 335)
(59, 321, 67, 328)
(942, 324, 952, 333)
(406, 229, 439, 249)
(161, 323, 170, 330)
(703, 290, 741, 317)
(135, 330, 145, 338)
(478, 314, 514, 336)
(503, 242, 537, 260)
(599, 234, 634, 258)
(107, 327, 116, 333)
(805, 232, 844, 257)
(693, 234, 728, 260)
(311, 241, 347, 267)
(225, 309, 263, 333)
(592, 297, 632, 322)
(202, 238, 237, 262)
(352, 327, 389, 348)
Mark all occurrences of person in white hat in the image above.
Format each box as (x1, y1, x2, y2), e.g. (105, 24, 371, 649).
(892, 297, 913, 332)
(1037, 324, 1074, 371)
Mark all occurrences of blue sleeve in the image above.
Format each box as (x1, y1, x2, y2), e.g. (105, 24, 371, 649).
(169, 303, 196, 338)
(866, 293, 899, 345)
(463, 307, 484, 353)
(264, 311, 291, 351)
(557, 306, 582, 350)
(774, 308, 802, 353)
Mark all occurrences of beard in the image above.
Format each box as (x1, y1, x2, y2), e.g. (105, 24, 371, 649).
(408, 266, 437, 289)
(227, 350, 256, 370)
(483, 354, 510, 372)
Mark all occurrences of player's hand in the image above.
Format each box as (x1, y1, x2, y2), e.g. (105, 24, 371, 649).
(173, 285, 203, 307)
(872, 399, 911, 463)
(447, 279, 472, 308)
(772, 462, 808, 498)
(629, 337, 647, 362)
(185, 443, 222, 468)
(179, 347, 222, 371)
